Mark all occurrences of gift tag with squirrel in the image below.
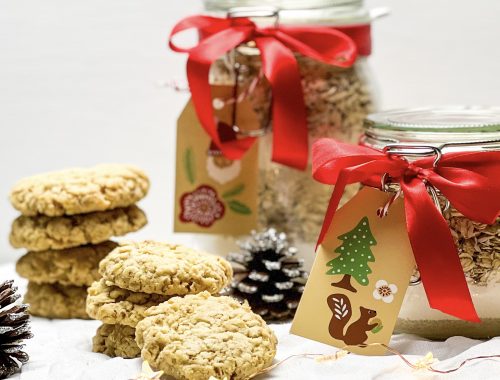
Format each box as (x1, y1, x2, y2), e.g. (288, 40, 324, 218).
(291, 187, 416, 355)
(174, 85, 259, 234)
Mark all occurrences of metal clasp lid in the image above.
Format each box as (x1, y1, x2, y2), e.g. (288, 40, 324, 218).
(380, 138, 500, 213)
(227, 6, 280, 28)
(383, 144, 442, 167)
(380, 143, 450, 213)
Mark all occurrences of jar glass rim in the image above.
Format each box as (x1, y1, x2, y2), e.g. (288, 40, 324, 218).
(365, 106, 500, 133)
(204, 0, 363, 10)
(203, 0, 372, 26)
(362, 106, 500, 152)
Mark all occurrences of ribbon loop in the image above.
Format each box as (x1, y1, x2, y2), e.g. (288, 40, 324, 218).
(169, 15, 361, 170)
(313, 138, 500, 322)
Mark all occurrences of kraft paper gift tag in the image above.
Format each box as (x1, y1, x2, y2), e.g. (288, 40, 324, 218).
(174, 85, 259, 235)
(291, 187, 416, 355)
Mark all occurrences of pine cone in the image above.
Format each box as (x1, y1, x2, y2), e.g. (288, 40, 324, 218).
(227, 229, 308, 322)
(0, 280, 32, 379)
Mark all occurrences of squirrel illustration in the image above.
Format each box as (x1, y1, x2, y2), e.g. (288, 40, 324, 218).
(327, 293, 378, 346)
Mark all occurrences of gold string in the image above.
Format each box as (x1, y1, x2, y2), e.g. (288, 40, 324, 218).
(249, 343, 500, 378)
(247, 353, 331, 379)
(373, 343, 500, 373)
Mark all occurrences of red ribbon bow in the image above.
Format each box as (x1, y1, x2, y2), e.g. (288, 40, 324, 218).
(169, 15, 364, 170)
(313, 139, 500, 322)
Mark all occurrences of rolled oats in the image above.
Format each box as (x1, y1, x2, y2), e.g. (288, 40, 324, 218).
(446, 208, 500, 286)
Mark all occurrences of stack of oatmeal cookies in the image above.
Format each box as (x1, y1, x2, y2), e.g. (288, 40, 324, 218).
(86, 240, 233, 358)
(9, 164, 149, 319)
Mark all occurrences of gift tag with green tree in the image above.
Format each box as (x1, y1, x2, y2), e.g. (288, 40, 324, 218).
(291, 187, 416, 356)
(326, 216, 376, 293)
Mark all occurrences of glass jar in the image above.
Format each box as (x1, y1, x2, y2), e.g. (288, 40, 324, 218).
(204, 0, 384, 268)
(362, 106, 500, 339)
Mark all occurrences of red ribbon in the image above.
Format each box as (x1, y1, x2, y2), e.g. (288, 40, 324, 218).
(313, 139, 500, 322)
(169, 15, 364, 170)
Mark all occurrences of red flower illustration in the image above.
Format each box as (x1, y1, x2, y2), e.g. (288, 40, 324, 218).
(179, 185, 225, 227)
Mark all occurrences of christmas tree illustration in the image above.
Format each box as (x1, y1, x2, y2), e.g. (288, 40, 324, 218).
(326, 216, 377, 293)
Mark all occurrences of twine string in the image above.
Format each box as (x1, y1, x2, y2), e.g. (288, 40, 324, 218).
(215, 69, 263, 108)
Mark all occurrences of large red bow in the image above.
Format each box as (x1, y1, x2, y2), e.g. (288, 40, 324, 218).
(169, 15, 364, 170)
(313, 139, 500, 322)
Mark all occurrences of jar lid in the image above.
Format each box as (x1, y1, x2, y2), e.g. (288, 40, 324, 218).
(363, 106, 500, 151)
(205, 0, 362, 10)
(366, 106, 500, 133)
(204, 0, 375, 26)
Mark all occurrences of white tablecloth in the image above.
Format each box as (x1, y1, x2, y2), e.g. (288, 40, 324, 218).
(2, 264, 499, 380)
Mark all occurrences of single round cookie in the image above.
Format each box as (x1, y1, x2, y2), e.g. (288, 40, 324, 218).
(99, 241, 233, 296)
(16, 241, 117, 286)
(135, 291, 277, 380)
(10, 205, 147, 251)
(10, 164, 149, 216)
(86, 279, 169, 327)
(92, 323, 140, 358)
(25, 282, 89, 319)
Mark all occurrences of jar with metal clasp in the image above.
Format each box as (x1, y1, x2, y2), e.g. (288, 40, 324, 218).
(361, 106, 500, 339)
(204, 0, 387, 269)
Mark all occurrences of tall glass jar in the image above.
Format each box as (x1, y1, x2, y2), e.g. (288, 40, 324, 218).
(204, 0, 385, 269)
(362, 106, 500, 339)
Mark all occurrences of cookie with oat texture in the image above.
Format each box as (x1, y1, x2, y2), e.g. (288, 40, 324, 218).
(98, 241, 232, 296)
(25, 282, 89, 319)
(16, 241, 117, 287)
(92, 323, 140, 358)
(86, 278, 169, 327)
(135, 291, 277, 380)
(10, 206, 146, 251)
(10, 164, 149, 216)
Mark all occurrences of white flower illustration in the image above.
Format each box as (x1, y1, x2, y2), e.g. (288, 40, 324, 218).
(373, 280, 398, 303)
(206, 155, 241, 185)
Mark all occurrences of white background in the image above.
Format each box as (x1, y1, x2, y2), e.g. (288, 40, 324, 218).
(1, 0, 500, 264)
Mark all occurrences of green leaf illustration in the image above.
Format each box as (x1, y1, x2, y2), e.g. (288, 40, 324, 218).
(372, 323, 383, 334)
(183, 148, 195, 184)
(222, 183, 245, 199)
(228, 200, 251, 215)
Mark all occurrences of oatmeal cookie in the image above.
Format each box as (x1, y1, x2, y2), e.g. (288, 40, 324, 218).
(86, 279, 169, 327)
(16, 241, 117, 286)
(10, 205, 146, 251)
(25, 282, 89, 319)
(135, 291, 277, 380)
(10, 164, 149, 216)
(92, 323, 140, 358)
(99, 241, 232, 295)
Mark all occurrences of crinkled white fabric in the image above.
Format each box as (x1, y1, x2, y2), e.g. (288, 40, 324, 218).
(2, 264, 499, 380)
